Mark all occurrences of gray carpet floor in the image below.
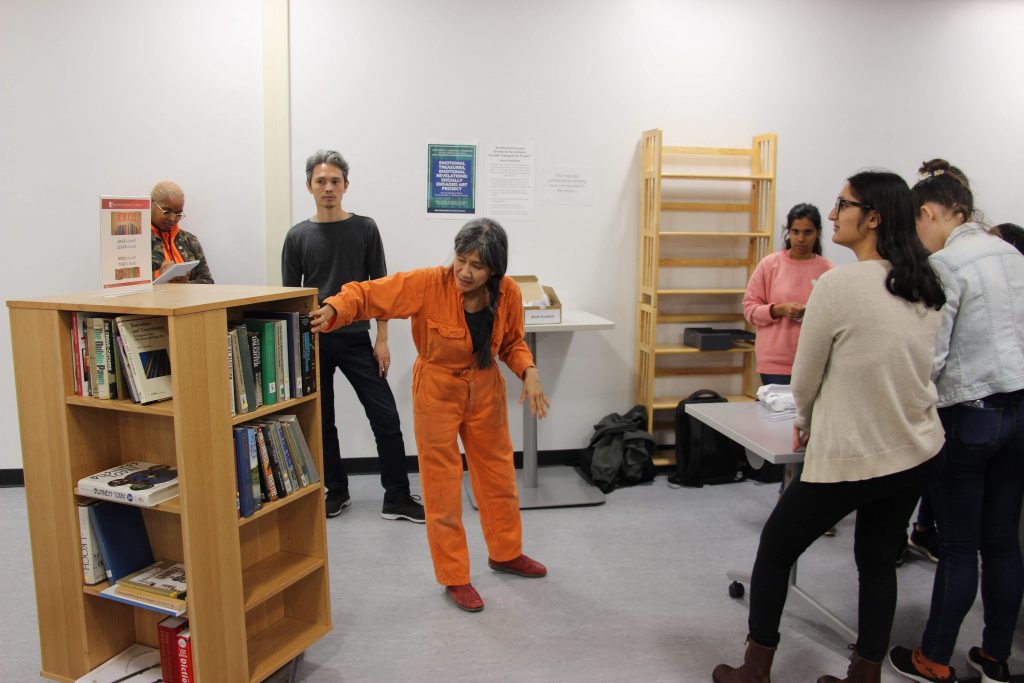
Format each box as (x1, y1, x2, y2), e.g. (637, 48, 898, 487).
(0, 470, 1018, 682)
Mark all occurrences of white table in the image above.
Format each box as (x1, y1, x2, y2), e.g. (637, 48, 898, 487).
(685, 402, 857, 641)
(466, 310, 614, 509)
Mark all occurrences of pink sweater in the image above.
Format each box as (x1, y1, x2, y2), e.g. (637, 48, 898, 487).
(743, 250, 834, 375)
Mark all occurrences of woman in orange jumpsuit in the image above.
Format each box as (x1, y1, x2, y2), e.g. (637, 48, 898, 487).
(310, 218, 549, 612)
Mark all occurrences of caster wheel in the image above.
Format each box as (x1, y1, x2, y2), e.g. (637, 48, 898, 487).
(729, 581, 745, 599)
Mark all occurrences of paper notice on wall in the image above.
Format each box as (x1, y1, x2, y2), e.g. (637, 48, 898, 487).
(540, 166, 592, 206)
(427, 142, 477, 218)
(483, 142, 535, 220)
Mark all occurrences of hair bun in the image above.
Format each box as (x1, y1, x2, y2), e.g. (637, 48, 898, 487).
(917, 158, 969, 188)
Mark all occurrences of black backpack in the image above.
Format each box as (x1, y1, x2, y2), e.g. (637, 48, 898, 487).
(668, 389, 746, 487)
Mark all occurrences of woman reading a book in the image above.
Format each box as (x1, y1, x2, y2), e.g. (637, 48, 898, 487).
(310, 218, 549, 612)
(713, 171, 947, 683)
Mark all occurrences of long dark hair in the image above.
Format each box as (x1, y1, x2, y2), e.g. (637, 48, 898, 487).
(847, 171, 945, 310)
(783, 202, 823, 255)
(453, 218, 508, 369)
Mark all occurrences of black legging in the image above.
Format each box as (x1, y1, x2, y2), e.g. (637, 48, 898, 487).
(748, 455, 939, 661)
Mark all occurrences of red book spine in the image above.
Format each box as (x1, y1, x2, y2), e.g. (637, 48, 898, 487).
(157, 616, 187, 683)
(176, 628, 194, 683)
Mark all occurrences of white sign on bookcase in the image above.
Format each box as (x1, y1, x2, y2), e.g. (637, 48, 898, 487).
(100, 196, 153, 296)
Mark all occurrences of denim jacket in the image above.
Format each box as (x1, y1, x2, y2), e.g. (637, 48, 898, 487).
(930, 222, 1024, 407)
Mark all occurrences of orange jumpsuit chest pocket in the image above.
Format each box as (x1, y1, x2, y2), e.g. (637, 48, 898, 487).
(425, 318, 472, 367)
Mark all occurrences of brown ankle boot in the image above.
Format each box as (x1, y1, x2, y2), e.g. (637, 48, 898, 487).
(817, 646, 881, 683)
(712, 637, 776, 683)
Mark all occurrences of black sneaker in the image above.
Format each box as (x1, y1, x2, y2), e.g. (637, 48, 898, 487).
(381, 495, 425, 523)
(967, 646, 1010, 683)
(909, 526, 941, 563)
(325, 490, 352, 518)
(888, 646, 957, 682)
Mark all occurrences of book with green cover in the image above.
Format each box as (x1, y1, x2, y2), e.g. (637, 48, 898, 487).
(244, 320, 277, 406)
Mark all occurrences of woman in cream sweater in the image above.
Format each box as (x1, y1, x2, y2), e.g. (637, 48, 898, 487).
(713, 171, 947, 683)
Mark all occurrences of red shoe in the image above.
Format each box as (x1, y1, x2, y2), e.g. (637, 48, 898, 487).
(445, 583, 484, 612)
(488, 554, 547, 578)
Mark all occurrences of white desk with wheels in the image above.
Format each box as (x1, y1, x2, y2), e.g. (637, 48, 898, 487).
(466, 310, 614, 509)
(684, 401, 857, 641)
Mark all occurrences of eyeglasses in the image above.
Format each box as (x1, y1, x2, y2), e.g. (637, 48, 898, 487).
(834, 197, 873, 214)
(153, 201, 185, 220)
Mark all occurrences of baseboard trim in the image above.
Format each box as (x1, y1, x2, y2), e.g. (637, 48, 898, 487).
(0, 450, 587, 487)
(344, 449, 582, 475)
(0, 469, 25, 487)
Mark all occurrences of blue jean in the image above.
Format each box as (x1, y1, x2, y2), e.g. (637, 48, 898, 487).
(319, 331, 411, 503)
(921, 390, 1024, 664)
(759, 373, 791, 386)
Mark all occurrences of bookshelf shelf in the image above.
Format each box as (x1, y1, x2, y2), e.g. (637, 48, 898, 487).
(243, 551, 324, 610)
(231, 393, 318, 426)
(66, 395, 176, 417)
(248, 619, 331, 683)
(8, 285, 331, 683)
(238, 481, 320, 527)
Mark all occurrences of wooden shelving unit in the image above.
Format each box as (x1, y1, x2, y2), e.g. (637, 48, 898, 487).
(636, 130, 777, 440)
(8, 284, 331, 683)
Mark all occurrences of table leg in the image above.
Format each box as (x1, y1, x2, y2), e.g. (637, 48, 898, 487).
(465, 330, 604, 509)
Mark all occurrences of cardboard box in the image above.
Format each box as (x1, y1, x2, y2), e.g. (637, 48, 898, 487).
(512, 275, 562, 325)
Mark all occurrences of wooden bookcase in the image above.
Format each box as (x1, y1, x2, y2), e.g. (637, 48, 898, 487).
(636, 130, 777, 446)
(7, 285, 331, 683)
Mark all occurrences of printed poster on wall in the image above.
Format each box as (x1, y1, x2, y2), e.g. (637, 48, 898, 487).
(427, 142, 477, 217)
(483, 142, 535, 220)
(100, 196, 153, 296)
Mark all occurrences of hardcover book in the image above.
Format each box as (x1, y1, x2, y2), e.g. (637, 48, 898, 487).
(77, 500, 106, 585)
(117, 559, 186, 598)
(177, 628, 194, 683)
(88, 502, 154, 582)
(115, 315, 172, 404)
(74, 643, 161, 683)
(77, 460, 179, 507)
(157, 616, 188, 683)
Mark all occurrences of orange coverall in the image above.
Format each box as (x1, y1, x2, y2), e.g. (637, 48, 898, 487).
(323, 265, 535, 585)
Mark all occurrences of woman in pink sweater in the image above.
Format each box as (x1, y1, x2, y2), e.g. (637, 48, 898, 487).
(743, 203, 835, 385)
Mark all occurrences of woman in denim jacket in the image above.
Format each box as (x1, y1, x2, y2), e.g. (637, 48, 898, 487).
(890, 160, 1024, 683)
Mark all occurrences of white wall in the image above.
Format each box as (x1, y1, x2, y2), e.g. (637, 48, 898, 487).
(289, 0, 1024, 456)
(2, 0, 1022, 469)
(0, 0, 266, 469)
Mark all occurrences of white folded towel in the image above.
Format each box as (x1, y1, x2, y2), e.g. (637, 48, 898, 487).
(756, 384, 796, 412)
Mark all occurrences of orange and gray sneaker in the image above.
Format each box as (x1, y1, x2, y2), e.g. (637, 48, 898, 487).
(888, 646, 957, 682)
(445, 583, 484, 612)
(488, 554, 547, 578)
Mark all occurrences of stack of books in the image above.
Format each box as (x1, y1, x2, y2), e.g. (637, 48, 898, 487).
(100, 560, 187, 617)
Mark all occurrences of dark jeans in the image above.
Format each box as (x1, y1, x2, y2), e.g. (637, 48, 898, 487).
(749, 456, 939, 661)
(915, 490, 934, 528)
(320, 331, 410, 503)
(921, 390, 1024, 664)
(759, 373, 791, 386)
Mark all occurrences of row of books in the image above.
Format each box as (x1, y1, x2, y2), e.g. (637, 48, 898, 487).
(228, 311, 316, 416)
(70, 312, 172, 404)
(234, 415, 320, 518)
(73, 619, 193, 683)
(78, 500, 187, 616)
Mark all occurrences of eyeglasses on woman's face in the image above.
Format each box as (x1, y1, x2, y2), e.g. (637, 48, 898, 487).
(154, 201, 185, 220)
(833, 197, 873, 215)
